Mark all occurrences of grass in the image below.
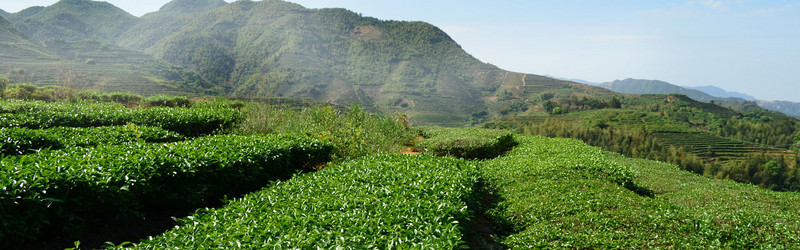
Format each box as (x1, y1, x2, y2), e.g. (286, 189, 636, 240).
(236, 101, 417, 161)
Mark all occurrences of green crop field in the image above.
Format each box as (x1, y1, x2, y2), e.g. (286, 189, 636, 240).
(2, 97, 799, 249)
(653, 131, 788, 159)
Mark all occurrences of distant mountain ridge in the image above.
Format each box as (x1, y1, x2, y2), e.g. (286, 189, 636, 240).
(600, 78, 800, 118)
(684, 85, 756, 100)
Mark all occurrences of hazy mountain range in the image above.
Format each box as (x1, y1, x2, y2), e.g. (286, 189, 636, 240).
(600, 79, 800, 118)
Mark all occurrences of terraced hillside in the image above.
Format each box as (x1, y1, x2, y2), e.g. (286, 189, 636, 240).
(653, 131, 789, 160)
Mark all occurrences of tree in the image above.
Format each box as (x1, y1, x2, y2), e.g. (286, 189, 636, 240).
(609, 97, 622, 109)
(0, 77, 7, 98)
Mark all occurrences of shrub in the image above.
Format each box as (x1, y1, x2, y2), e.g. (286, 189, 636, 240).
(0, 125, 184, 156)
(107, 92, 143, 105)
(238, 103, 416, 160)
(415, 127, 516, 159)
(130, 154, 478, 249)
(0, 100, 243, 136)
(144, 95, 192, 108)
(3, 83, 37, 100)
(0, 134, 333, 247)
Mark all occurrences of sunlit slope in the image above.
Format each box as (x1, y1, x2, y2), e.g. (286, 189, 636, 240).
(1, 38, 214, 96)
(120, 0, 613, 125)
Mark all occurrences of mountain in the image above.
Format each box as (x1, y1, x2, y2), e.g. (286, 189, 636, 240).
(600, 78, 717, 102)
(157, 0, 227, 14)
(757, 100, 800, 118)
(4, 0, 617, 125)
(9, 0, 137, 43)
(115, 0, 228, 51)
(1, 6, 214, 96)
(0, 15, 55, 60)
(116, 0, 615, 125)
(6, 6, 46, 21)
(0, 9, 9, 19)
(685, 85, 756, 100)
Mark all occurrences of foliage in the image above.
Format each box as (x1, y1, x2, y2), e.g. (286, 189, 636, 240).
(0, 134, 333, 247)
(0, 125, 184, 156)
(143, 95, 192, 107)
(106, 92, 143, 105)
(487, 98, 800, 192)
(543, 96, 620, 114)
(481, 135, 800, 248)
(0, 99, 242, 136)
(415, 127, 516, 159)
(129, 154, 478, 249)
(0, 77, 6, 98)
(237, 102, 415, 161)
(616, 155, 800, 248)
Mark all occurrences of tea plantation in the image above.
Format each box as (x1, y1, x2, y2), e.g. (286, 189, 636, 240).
(2, 99, 800, 248)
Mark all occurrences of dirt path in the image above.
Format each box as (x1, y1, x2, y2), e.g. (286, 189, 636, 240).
(522, 74, 527, 87)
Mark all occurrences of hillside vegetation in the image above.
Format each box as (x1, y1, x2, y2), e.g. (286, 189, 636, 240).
(486, 94, 800, 192)
(1, 13, 217, 96)
(4, 0, 616, 125)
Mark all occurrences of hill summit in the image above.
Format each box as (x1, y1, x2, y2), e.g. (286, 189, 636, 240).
(157, 0, 227, 14)
(5, 0, 616, 125)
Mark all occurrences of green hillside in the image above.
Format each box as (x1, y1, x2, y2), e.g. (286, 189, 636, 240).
(8, 0, 137, 43)
(129, 0, 618, 125)
(3, 0, 617, 125)
(1, 40, 215, 96)
(0, 15, 56, 60)
(115, 0, 227, 51)
(486, 93, 800, 191)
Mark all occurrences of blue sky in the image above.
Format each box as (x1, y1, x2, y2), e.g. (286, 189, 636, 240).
(2, 0, 799, 101)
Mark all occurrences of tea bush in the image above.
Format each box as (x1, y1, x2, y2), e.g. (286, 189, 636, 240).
(0, 99, 242, 136)
(0, 125, 184, 156)
(0, 134, 333, 247)
(415, 127, 516, 159)
(130, 154, 478, 249)
(481, 135, 800, 248)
